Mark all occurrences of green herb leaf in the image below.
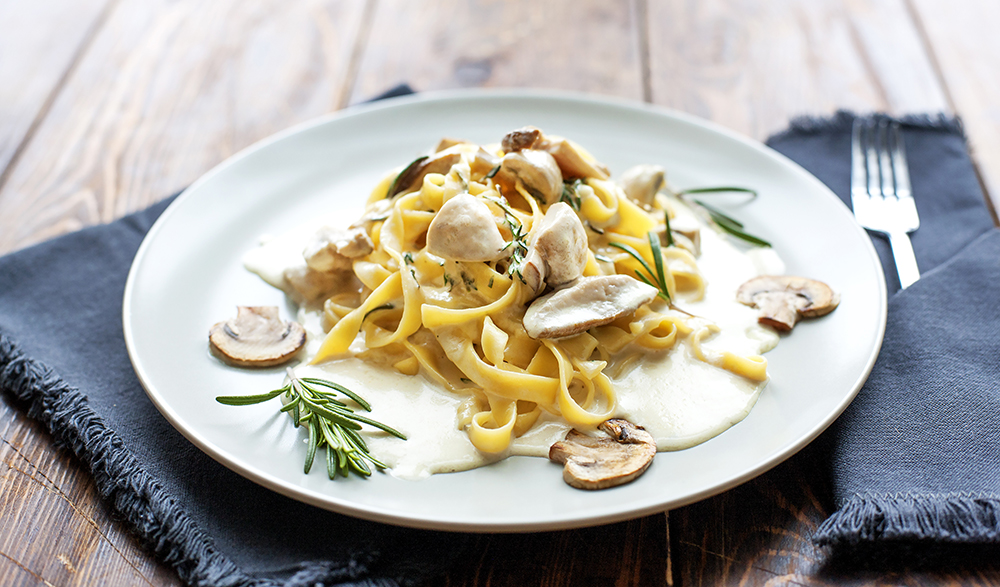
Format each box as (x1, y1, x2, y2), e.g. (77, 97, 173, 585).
(677, 186, 758, 199)
(216, 372, 406, 480)
(693, 199, 772, 247)
(608, 239, 671, 302)
(386, 156, 428, 199)
(362, 303, 394, 322)
(663, 211, 674, 247)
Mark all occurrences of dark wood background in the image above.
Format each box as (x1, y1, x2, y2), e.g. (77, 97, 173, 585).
(2, 1, 999, 585)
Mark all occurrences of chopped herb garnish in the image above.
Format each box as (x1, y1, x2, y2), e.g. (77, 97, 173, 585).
(403, 252, 414, 264)
(461, 271, 478, 291)
(216, 371, 406, 479)
(560, 179, 584, 211)
(460, 377, 473, 384)
(663, 211, 674, 247)
(594, 253, 613, 263)
(488, 276, 495, 289)
(485, 165, 501, 179)
(363, 303, 394, 321)
(586, 222, 604, 235)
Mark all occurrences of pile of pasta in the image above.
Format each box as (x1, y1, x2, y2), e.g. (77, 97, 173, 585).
(309, 131, 766, 454)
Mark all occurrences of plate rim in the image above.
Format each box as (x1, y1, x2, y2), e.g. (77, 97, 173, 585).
(123, 88, 887, 532)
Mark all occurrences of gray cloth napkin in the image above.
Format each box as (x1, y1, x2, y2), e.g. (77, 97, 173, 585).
(767, 112, 1000, 548)
(0, 85, 474, 587)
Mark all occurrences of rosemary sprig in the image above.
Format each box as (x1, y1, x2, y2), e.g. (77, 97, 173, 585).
(693, 199, 772, 247)
(609, 232, 672, 302)
(216, 371, 406, 479)
(560, 179, 584, 211)
(663, 211, 674, 247)
(486, 194, 530, 282)
(673, 186, 771, 247)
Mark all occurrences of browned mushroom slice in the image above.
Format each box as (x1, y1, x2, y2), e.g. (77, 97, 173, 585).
(537, 137, 610, 180)
(549, 418, 656, 490)
(523, 275, 658, 339)
(494, 149, 563, 204)
(209, 306, 306, 367)
(426, 193, 508, 262)
(501, 126, 542, 152)
(736, 275, 840, 331)
(389, 151, 462, 197)
(435, 137, 468, 152)
(617, 164, 665, 208)
(303, 226, 374, 272)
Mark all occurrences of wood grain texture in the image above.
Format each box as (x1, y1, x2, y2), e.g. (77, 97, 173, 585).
(646, 0, 949, 141)
(445, 514, 669, 587)
(349, 0, 644, 104)
(0, 400, 182, 587)
(907, 0, 1000, 221)
(0, 0, 112, 178)
(0, 0, 370, 255)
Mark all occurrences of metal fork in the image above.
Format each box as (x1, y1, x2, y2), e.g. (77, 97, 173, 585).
(851, 118, 920, 288)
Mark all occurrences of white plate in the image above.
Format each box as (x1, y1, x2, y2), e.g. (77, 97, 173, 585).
(123, 90, 886, 532)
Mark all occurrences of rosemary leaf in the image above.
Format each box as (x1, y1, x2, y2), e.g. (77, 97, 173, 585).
(386, 156, 428, 198)
(362, 303, 394, 322)
(215, 386, 287, 405)
(305, 420, 318, 474)
(677, 186, 758, 199)
(663, 211, 674, 247)
(693, 199, 772, 247)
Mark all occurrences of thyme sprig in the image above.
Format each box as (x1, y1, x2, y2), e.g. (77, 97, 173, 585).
(216, 371, 406, 479)
(609, 232, 672, 302)
(560, 179, 584, 211)
(486, 195, 530, 282)
(672, 186, 771, 247)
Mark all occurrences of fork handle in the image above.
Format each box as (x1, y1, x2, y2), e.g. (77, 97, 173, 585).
(888, 230, 920, 289)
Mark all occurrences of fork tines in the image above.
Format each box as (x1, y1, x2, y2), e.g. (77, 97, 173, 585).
(850, 117, 921, 289)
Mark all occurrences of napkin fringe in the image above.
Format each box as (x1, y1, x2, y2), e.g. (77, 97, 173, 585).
(814, 494, 1000, 546)
(0, 331, 406, 587)
(0, 333, 264, 586)
(768, 110, 965, 142)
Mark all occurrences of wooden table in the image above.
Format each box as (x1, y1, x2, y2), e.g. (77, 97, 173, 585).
(2, 1, 999, 585)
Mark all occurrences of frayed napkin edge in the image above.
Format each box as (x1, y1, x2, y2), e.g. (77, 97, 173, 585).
(0, 332, 262, 587)
(0, 331, 403, 587)
(767, 110, 965, 144)
(814, 494, 1000, 546)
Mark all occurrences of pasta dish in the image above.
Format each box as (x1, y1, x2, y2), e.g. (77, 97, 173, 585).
(242, 127, 800, 481)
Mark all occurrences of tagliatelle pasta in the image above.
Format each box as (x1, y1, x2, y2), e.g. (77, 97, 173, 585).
(258, 130, 770, 457)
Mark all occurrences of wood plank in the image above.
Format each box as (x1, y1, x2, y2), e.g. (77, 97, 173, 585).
(0, 0, 112, 178)
(0, 0, 370, 255)
(349, 0, 644, 104)
(907, 0, 1000, 221)
(0, 400, 182, 587)
(446, 515, 668, 587)
(646, 0, 949, 141)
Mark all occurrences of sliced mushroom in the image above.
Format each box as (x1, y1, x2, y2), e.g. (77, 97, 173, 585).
(663, 216, 701, 257)
(618, 164, 665, 208)
(736, 275, 840, 332)
(538, 137, 610, 180)
(523, 275, 658, 339)
(470, 147, 501, 179)
(282, 264, 344, 305)
(303, 226, 374, 273)
(426, 193, 508, 262)
(522, 202, 589, 295)
(501, 126, 542, 152)
(209, 306, 306, 367)
(549, 418, 656, 490)
(390, 151, 462, 197)
(494, 149, 563, 204)
(435, 137, 468, 152)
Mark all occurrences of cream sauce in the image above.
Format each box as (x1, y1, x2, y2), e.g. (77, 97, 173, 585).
(245, 207, 783, 481)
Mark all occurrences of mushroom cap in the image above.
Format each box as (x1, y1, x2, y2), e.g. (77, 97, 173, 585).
(209, 306, 306, 367)
(523, 275, 658, 339)
(501, 126, 543, 152)
(617, 164, 665, 208)
(426, 193, 508, 262)
(531, 202, 589, 288)
(494, 150, 563, 205)
(736, 275, 840, 331)
(548, 418, 656, 490)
